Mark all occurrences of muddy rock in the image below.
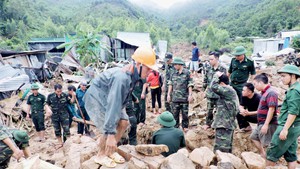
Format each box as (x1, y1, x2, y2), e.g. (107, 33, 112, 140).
(100, 163, 128, 169)
(189, 147, 215, 167)
(81, 156, 100, 169)
(216, 150, 247, 169)
(177, 148, 189, 158)
(265, 166, 288, 169)
(185, 127, 214, 150)
(128, 157, 149, 169)
(241, 152, 265, 169)
(160, 152, 195, 169)
(135, 144, 169, 156)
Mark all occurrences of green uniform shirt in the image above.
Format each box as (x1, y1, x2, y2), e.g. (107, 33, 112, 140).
(210, 75, 239, 129)
(27, 93, 46, 113)
(152, 127, 186, 157)
(164, 64, 175, 90)
(228, 57, 256, 83)
(278, 81, 300, 126)
(168, 68, 194, 103)
(203, 64, 227, 99)
(46, 92, 70, 114)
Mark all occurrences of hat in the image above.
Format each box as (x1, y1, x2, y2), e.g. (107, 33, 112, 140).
(278, 64, 300, 76)
(31, 83, 39, 90)
(157, 111, 176, 127)
(80, 81, 87, 86)
(165, 53, 173, 59)
(232, 46, 247, 56)
(172, 57, 185, 65)
(12, 130, 29, 143)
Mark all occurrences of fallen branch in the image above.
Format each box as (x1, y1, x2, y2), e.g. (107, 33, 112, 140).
(72, 118, 96, 126)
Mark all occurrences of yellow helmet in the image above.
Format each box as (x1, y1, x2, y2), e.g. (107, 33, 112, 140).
(132, 46, 158, 71)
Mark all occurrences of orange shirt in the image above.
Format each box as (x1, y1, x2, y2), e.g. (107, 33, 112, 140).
(147, 71, 160, 89)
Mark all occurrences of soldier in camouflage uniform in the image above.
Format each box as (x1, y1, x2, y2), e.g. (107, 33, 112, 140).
(46, 84, 75, 148)
(167, 57, 194, 132)
(163, 53, 175, 112)
(25, 83, 46, 142)
(203, 52, 227, 130)
(210, 72, 239, 153)
(0, 125, 31, 169)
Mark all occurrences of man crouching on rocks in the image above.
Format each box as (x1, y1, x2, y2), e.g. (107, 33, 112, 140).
(83, 46, 158, 168)
(211, 72, 239, 153)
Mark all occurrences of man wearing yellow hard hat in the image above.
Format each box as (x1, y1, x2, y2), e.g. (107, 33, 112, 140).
(83, 46, 157, 167)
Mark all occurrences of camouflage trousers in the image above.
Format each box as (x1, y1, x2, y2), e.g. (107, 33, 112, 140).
(126, 103, 137, 145)
(206, 98, 218, 126)
(51, 112, 70, 137)
(32, 112, 45, 132)
(0, 142, 13, 169)
(164, 91, 172, 113)
(172, 102, 189, 129)
(214, 128, 234, 153)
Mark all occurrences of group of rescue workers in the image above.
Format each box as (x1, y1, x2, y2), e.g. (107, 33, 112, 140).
(1, 43, 300, 169)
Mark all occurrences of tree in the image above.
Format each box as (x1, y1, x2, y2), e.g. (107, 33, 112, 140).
(58, 30, 112, 66)
(292, 35, 300, 52)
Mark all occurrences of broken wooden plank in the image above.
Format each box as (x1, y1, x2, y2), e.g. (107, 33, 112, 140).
(72, 118, 96, 127)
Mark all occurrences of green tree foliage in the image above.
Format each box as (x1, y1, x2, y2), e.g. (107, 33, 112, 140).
(292, 35, 300, 52)
(58, 30, 112, 66)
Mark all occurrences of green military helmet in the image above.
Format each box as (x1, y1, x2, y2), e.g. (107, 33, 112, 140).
(157, 111, 176, 127)
(232, 46, 247, 56)
(12, 130, 29, 143)
(31, 83, 39, 90)
(278, 64, 300, 76)
(172, 57, 185, 65)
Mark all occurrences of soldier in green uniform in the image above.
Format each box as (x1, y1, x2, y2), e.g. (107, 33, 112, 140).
(0, 125, 31, 169)
(266, 65, 300, 169)
(25, 83, 46, 142)
(167, 57, 193, 132)
(228, 46, 256, 102)
(211, 72, 239, 153)
(162, 53, 175, 112)
(45, 84, 75, 149)
(202, 52, 227, 130)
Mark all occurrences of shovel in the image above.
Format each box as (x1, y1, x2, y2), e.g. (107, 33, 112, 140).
(74, 97, 96, 138)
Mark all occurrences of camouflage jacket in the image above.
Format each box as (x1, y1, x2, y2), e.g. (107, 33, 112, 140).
(210, 75, 239, 129)
(168, 68, 194, 103)
(0, 125, 12, 141)
(203, 64, 227, 99)
(164, 64, 175, 90)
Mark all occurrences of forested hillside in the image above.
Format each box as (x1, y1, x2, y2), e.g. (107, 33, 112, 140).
(0, 0, 299, 51)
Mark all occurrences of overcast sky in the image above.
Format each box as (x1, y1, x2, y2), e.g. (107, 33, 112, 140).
(129, 0, 188, 9)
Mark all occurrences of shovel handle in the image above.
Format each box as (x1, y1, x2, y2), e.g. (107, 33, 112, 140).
(74, 97, 89, 132)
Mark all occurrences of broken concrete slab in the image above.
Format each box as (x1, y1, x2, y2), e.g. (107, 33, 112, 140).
(189, 147, 215, 167)
(100, 163, 128, 169)
(160, 152, 195, 169)
(135, 144, 169, 156)
(241, 152, 266, 169)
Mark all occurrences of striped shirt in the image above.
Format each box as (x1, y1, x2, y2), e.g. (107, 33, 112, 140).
(257, 85, 278, 125)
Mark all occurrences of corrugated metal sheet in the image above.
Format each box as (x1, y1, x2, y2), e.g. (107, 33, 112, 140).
(0, 65, 30, 92)
(116, 32, 151, 47)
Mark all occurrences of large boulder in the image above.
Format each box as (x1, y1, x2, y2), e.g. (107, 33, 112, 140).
(128, 157, 149, 169)
(185, 127, 214, 150)
(177, 148, 189, 158)
(81, 156, 100, 169)
(118, 145, 165, 169)
(216, 150, 247, 169)
(241, 152, 266, 169)
(189, 147, 215, 167)
(160, 153, 195, 169)
(135, 144, 169, 156)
